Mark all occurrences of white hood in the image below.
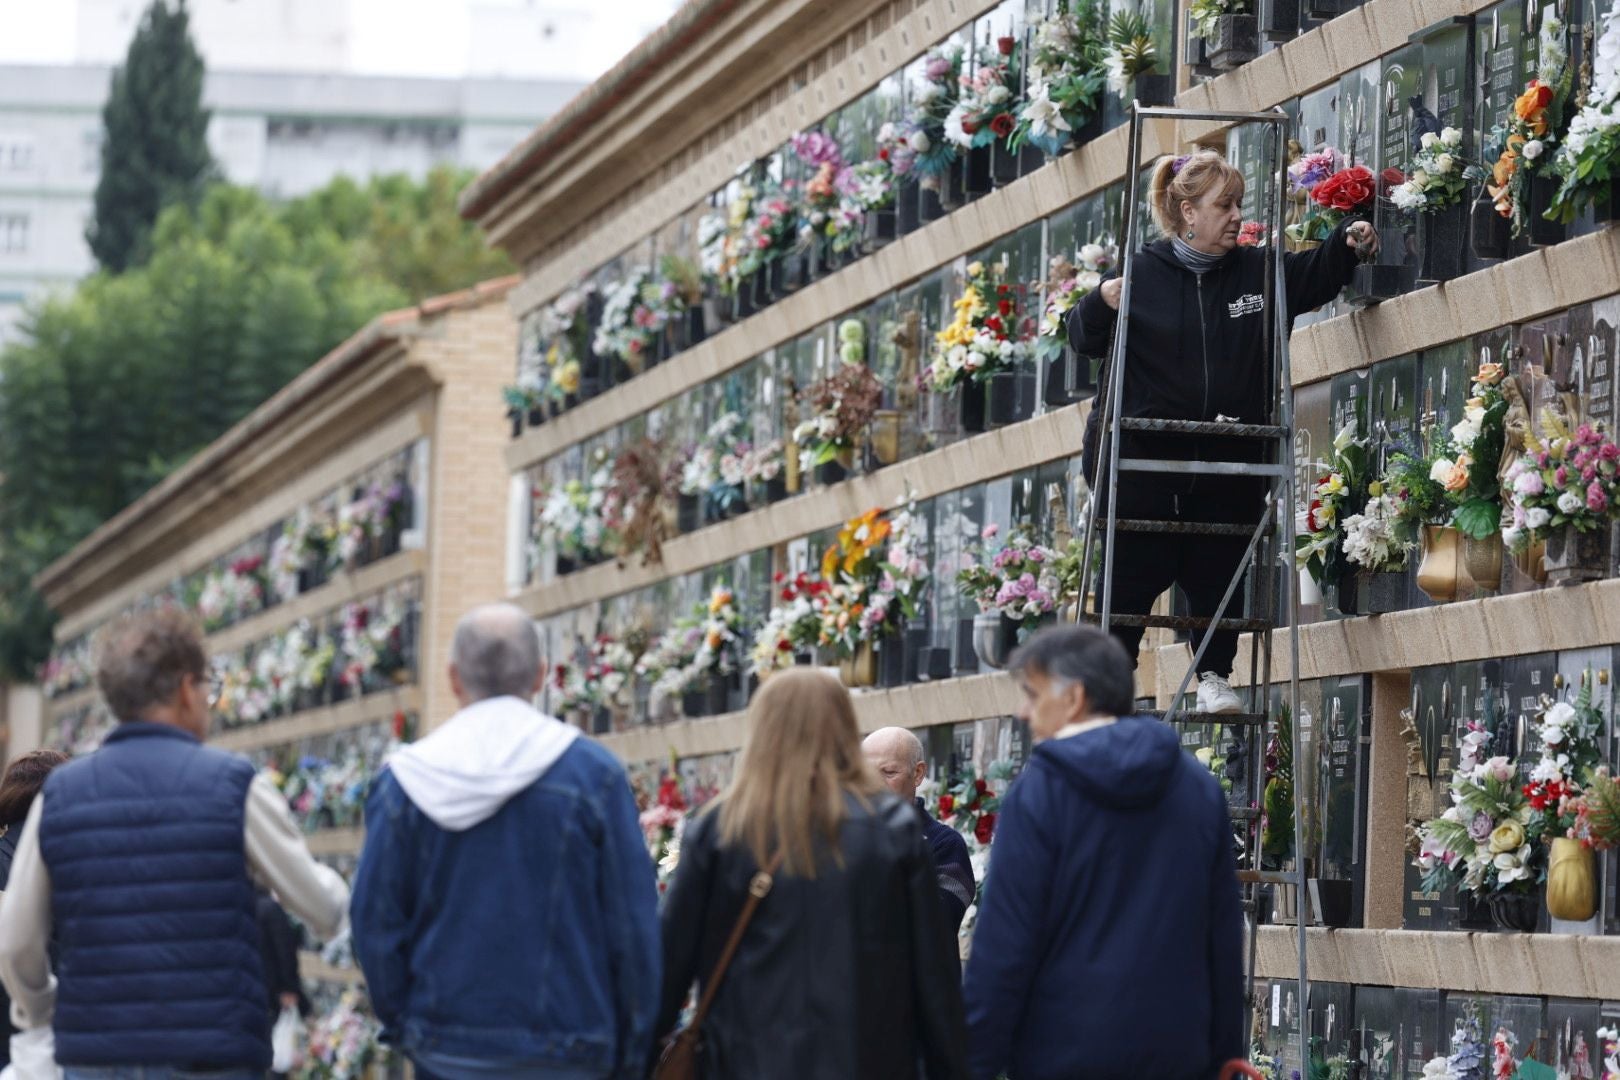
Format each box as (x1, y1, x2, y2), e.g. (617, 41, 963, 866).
(387, 695, 579, 832)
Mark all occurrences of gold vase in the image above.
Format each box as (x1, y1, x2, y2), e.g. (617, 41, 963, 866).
(784, 435, 802, 494)
(1461, 533, 1503, 590)
(839, 639, 877, 688)
(1515, 538, 1548, 584)
(869, 410, 901, 466)
(1546, 836, 1598, 922)
(1415, 525, 1464, 602)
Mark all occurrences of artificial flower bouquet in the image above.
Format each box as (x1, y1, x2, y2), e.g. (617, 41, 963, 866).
(535, 464, 611, 566)
(1013, 0, 1107, 156)
(749, 570, 831, 677)
(735, 185, 799, 282)
(791, 130, 864, 259)
(640, 774, 689, 892)
(905, 44, 965, 191)
(1500, 416, 1620, 552)
(1188, 0, 1249, 41)
(939, 760, 1015, 848)
(679, 413, 750, 518)
(1102, 9, 1161, 97)
(1284, 147, 1375, 246)
(814, 503, 929, 657)
(1434, 361, 1510, 539)
(946, 37, 1024, 153)
(296, 989, 385, 1080)
(1035, 239, 1117, 364)
(593, 266, 683, 375)
(1296, 423, 1385, 586)
(1389, 126, 1469, 214)
(648, 587, 742, 708)
(792, 360, 883, 473)
(1469, 9, 1570, 234)
(1413, 720, 1542, 901)
(196, 555, 268, 632)
(925, 259, 1031, 393)
(1547, 8, 1620, 223)
(955, 523, 1063, 633)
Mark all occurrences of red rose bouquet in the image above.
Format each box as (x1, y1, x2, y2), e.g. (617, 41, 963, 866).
(1285, 146, 1374, 246)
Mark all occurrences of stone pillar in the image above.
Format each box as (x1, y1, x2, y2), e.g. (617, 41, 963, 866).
(1363, 669, 1411, 929)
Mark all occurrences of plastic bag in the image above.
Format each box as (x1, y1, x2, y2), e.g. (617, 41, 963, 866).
(271, 1004, 304, 1072)
(6, 1027, 60, 1080)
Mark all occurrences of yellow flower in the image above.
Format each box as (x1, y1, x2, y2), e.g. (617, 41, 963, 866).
(555, 360, 581, 394)
(708, 588, 733, 615)
(966, 261, 984, 279)
(546, 342, 562, 367)
(1489, 819, 1525, 854)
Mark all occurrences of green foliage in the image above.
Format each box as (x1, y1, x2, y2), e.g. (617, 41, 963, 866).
(1261, 703, 1295, 862)
(0, 172, 514, 681)
(87, 0, 215, 273)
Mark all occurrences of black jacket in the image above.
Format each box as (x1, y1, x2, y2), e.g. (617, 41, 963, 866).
(256, 892, 310, 1018)
(1069, 221, 1361, 517)
(0, 824, 16, 1065)
(656, 792, 970, 1080)
(963, 718, 1244, 1080)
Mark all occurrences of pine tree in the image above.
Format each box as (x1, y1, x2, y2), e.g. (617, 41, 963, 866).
(86, 0, 214, 273)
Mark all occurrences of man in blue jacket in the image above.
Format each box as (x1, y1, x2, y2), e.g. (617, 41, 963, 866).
(351, 603, 660, 1080)
(963, 625, 1244, 1080)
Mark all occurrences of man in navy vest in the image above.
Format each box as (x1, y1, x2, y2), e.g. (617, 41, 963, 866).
(350, 603, 660, 1080)
(0, 609, 349, 1079)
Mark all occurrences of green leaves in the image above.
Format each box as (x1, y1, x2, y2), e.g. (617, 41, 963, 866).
(1451, 496, 1502, 540)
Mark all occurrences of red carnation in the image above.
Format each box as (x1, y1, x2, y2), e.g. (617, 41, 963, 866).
(984, 315, 1004, 335)
(962, 117, 980, 135)
(997, 299, 1012, 316)
(975, 813, 997, 845)
(990, 113, 1015, 138)
(878, 148, 890, 161)
(997, 35, 1015, 55)
(1313, 165, 1375, 212)
(938, 794, 955, 816)
(392, 710, 407, 739)
(975, 778, 989, 794)
(774, 572, 786, 583)
(776, 640, 793, 652)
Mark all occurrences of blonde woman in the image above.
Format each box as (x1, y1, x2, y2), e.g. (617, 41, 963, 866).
(1070, 149, 1377, 715)
(654, 669, 968, 1079)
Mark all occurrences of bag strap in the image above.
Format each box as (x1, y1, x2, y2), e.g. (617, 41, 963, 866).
(685, 850, 784, 1037)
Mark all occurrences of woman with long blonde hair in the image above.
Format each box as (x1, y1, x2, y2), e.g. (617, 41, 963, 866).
(654, 668, 968, 1079)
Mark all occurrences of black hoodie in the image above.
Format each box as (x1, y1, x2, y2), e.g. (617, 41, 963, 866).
(1069, 218, 1362, 512)
(962, 717, 1244, 1080)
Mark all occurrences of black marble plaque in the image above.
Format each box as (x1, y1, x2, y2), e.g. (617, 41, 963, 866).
(1309, 982, 1357, 1058)
(1412, 16, 1477, 277)
(1396, 988, 1444, 1078)
(1355, 986, 1401, 1079)
(1418, 340, 1475, 436)
(1318, 676, 1367, 900)
(1376, 45, 1424, 289)
(1473, 1, 1528, 268)
(1583, 296, 1620, 576)
(1546, 999, 1604, 1079)
(1405, 663, 1460, 930)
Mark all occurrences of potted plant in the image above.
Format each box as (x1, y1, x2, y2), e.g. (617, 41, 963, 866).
(1103, 10, 1171, 107)
(956, 523, 1062, 670)
(1012, 0, 1108, 160)
(1467, 12, 1572, 251)
(1190, 0, 1257, 71)
(925, 259, 1034, 432)
(1501, 418, 1620, 585)
(793, 356, 882, 486)
(1036, 239, 1117, 407)
(1389, 122, 1471, 286)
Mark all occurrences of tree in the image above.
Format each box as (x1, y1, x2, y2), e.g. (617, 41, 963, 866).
(0, 170, 513, 680)
(86, 0, 214, 273)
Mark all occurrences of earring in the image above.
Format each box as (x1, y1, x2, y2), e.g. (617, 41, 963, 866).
(1184, 229, 1196, 240)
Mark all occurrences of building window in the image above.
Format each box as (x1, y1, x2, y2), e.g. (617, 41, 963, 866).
(0, 136, 35, 174)
(0, 215, 29, 255)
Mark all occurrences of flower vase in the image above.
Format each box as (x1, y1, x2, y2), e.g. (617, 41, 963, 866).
(971, 611, 1016, 670)
(1417, 203, 1466, 286)
(1462, 533, 1503, 590)
(954, 616, 981, 675)
(839, 640, 878, 688)
(1546, 837, 1598, 922)
(1207, 14, 1259, 71)
(705, 676, 731, 716)
(958, 380, 988, 434)
(919, 177, 948, 222)
(1526, 172, 1567, 247)
(1017, 141, 1045, 179)
(680, 687, 707, 718)
(1487, 889, 1540, 932)
(1349, 261, 1411, 305)
(761, 473, 789, 505)
(1415, 525, 1464, 602)
(1595, 176, 1620, 224)
(554, 554, 577, 577)
(733, 277, 757, 321)
(964, 145, 994, 196)
(991, 140, 1020, 187)
(780, 253, 808, 294)
(1069, 110, 1103, 151)
(896, 179, 921, 235)
(756, 263, 776, 306)
(868, 410, 901, 467)
(1305, 0, 1343, 15)
(507, 409, 524, 439)
(1259, 0, 1300, 40)
(1543, 524, 1607, 585)
(1343, 570, 1404, 615)
(1456, 891, 1494, 929)
(901, 626, 932, 683)
(1310, 878, 1353, 928)
(985, 369, 1036, 428)
(815, 448, 854, 486)
(1043, 346, 1097, 406)
(685, 304, 708, 350)
(875, 632, 907, 688)
(865, 205, 898, 249)
(1470, 189, 1511, 260)
(1132, 74, 1175, 107)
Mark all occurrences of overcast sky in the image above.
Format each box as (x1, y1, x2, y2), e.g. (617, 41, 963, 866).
(0, 0, 679, 81)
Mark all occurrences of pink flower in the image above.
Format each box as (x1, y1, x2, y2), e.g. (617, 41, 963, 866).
(1555, 465, 1569, 487)
(1588, 480, 1608, 512)
(981, 523, 1000, 540)
(1601, 443, 1620, 462)
(925, 56, 951, 79)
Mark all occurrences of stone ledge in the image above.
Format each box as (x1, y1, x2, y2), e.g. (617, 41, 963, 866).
(210, 685, 420, 754)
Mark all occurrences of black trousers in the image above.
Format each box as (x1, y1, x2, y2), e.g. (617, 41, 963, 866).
(1098, 473, 1262, 680)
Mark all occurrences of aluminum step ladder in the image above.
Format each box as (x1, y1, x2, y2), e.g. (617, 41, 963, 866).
(1070, 102, 1310, 1064)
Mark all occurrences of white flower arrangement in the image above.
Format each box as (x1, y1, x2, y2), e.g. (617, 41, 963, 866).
(1391, 126, 1467, 213)
(1340, 488, 1409, 572)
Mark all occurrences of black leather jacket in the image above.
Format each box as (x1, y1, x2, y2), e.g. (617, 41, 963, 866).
(655, 791, 969, 1080)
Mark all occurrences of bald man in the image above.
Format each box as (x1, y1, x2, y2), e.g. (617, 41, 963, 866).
(863, 727, 976, 939)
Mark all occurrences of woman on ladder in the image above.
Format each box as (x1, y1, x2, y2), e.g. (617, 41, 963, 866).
(1069, 149, 1377, 714)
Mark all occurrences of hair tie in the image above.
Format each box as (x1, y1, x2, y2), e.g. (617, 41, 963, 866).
(1171, 154, 1191, 176)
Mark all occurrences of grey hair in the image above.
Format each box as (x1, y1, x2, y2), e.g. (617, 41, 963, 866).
(95, 607, 208, 723)
(1008, 625, 1135, 717)
(862, 726, 923, 769)
(451, 603, 542, 702)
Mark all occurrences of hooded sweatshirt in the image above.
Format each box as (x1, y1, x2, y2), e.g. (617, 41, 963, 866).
(962, 716, 1244, 1080)
(387, 695, 578, 831)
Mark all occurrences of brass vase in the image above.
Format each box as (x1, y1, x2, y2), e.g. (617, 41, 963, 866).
(1461, 533, 1503, 590)
(838, 639, 877, 688)
(1415, 525, 1463, 603)
(869, 410, 901, 466)
(1546, 837, 1598, 922)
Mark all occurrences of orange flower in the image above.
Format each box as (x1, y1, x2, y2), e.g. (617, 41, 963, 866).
(1476, 362, 1505, 385)
(705, 629, 724, 650)
(1443, 455, 1472, 493)
(1514, 81, 1553, 136)
(821, 543, 840, 581)
(708, 589, 734, 615)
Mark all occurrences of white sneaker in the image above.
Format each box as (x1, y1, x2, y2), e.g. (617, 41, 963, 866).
(1196, 672, 1242, 715)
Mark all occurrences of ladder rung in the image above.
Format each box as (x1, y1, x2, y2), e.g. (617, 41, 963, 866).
(1236, 870, 1304, 885)
(1142, 709, 1270, 725)
(1111, 519, 1260, 537)
(1118, 418, 1287, 439)
(1117, 458, 1289, 478)
(1133, 105, 1290, 124)
(1091, 613, 1272, 633)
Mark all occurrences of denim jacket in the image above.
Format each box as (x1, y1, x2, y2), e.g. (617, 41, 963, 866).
(351, 738, 660, 1076)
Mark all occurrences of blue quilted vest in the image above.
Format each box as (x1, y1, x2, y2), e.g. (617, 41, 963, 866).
(38, 722, 270, 1069)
